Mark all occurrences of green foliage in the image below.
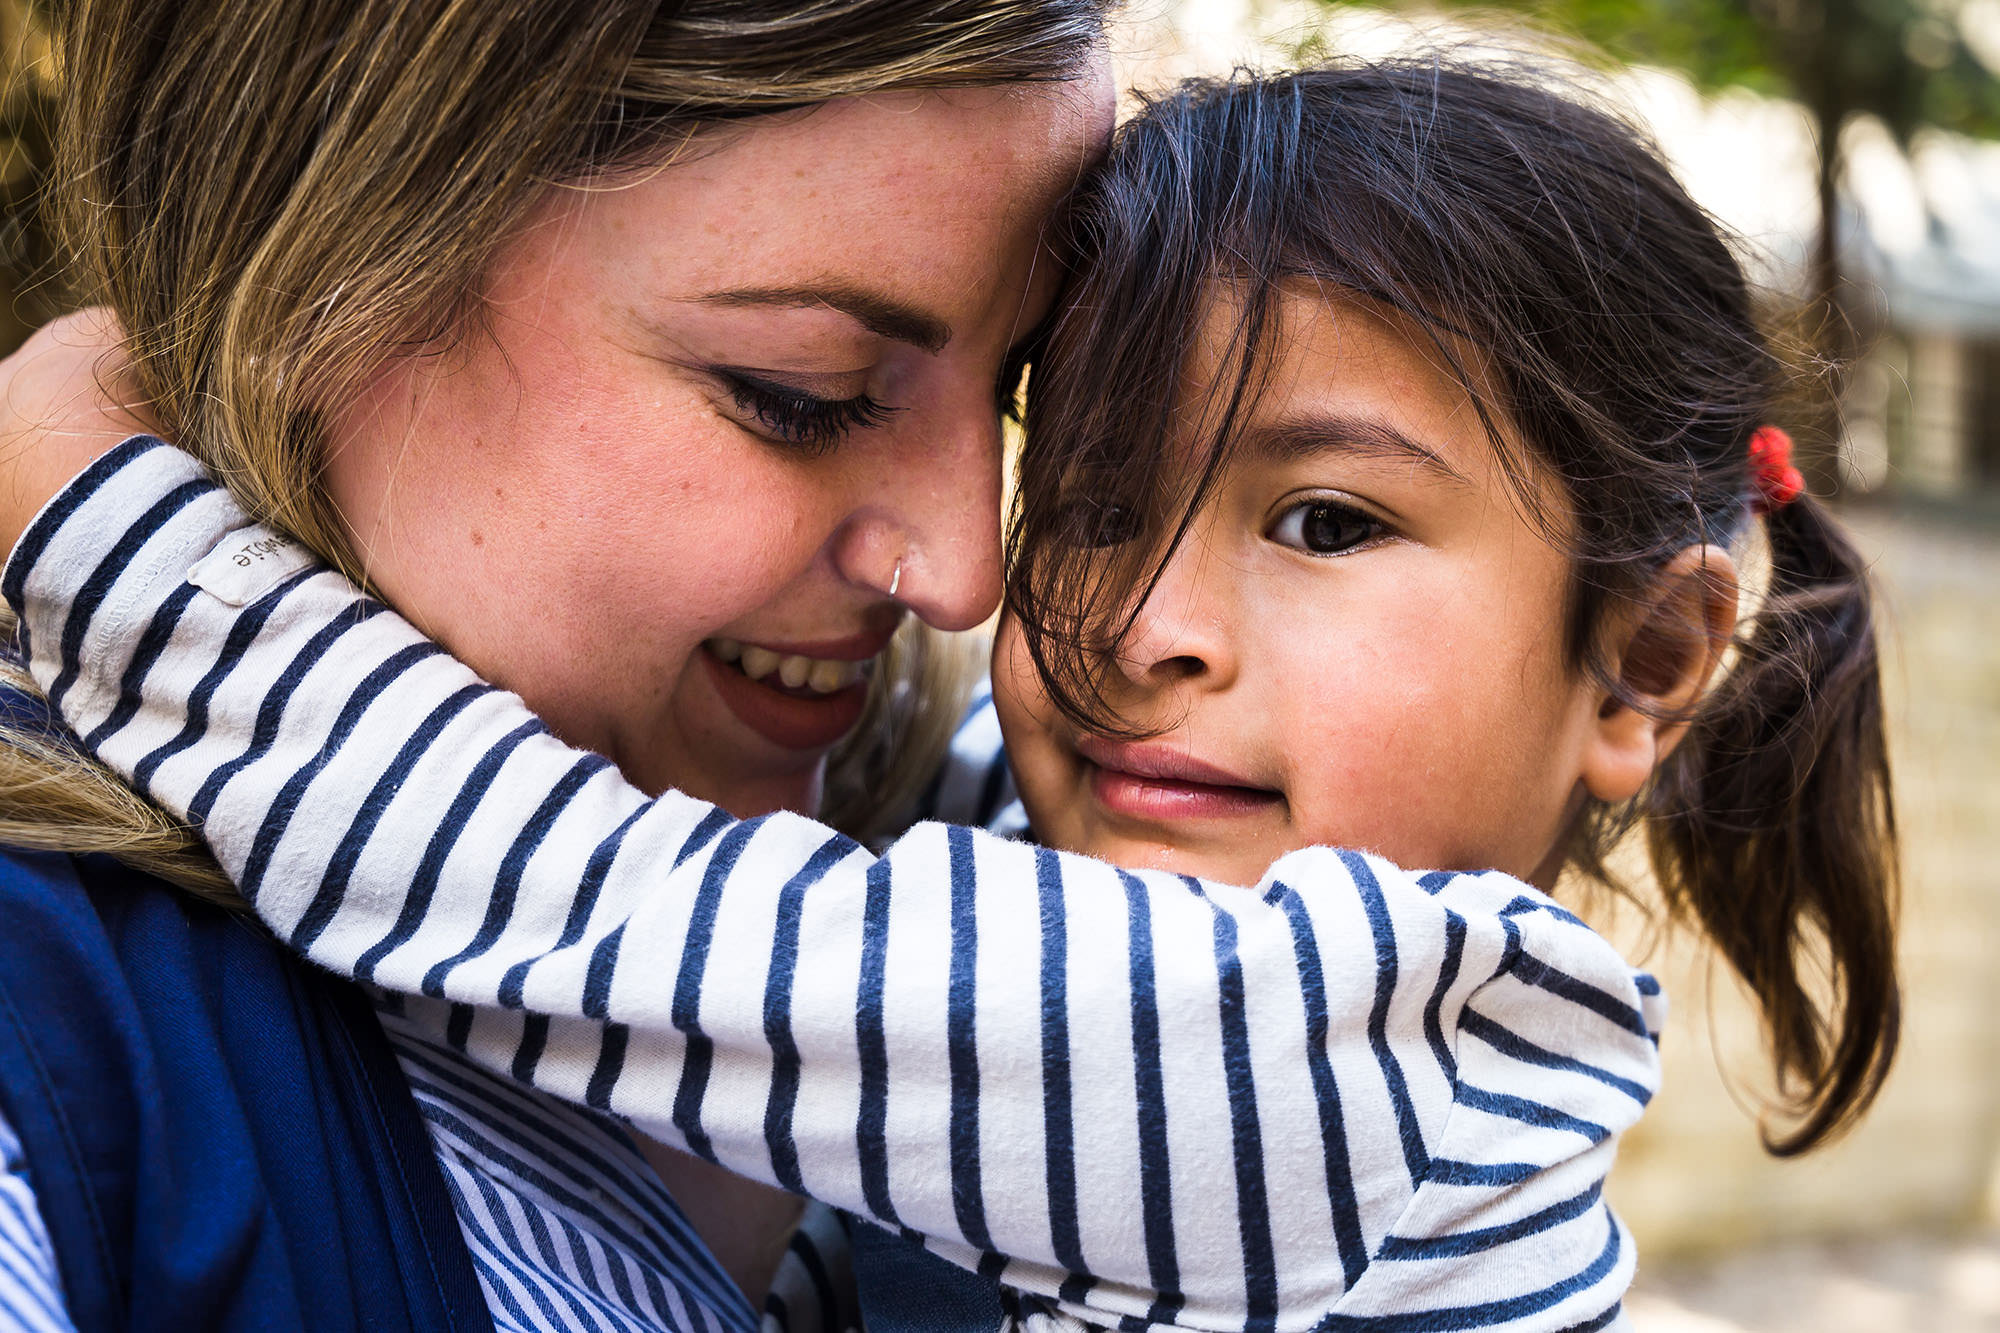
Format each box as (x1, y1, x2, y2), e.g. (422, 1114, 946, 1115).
(1507, 0, 1777, 92)
(0, 0, 64, 353)
(1322, 0, 2000, 142)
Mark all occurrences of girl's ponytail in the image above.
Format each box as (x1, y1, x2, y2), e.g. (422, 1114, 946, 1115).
(1646, 495, 1900, 1154)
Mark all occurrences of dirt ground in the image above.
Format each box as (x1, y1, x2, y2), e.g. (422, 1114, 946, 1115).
(1628, 1229, 2000, 1331)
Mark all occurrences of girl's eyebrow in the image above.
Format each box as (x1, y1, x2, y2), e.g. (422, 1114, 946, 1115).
(1247, 413, 1473, 487)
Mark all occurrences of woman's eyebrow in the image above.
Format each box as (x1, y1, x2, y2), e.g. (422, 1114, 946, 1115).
(699, 283, 953, 353)
(1248, 413, 1473, 487)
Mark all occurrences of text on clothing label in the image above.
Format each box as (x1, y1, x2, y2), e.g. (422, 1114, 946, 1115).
(186, 524, 316, 606)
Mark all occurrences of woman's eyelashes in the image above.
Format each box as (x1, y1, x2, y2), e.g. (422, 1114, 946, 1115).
(1267, 496, 1389, 556)
(715, 368, 900, 454)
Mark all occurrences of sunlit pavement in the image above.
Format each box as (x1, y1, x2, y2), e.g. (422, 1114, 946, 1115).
(1628, 1229, 2000, 1331)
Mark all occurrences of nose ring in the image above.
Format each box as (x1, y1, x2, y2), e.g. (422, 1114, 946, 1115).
(888, 559, 903, 599)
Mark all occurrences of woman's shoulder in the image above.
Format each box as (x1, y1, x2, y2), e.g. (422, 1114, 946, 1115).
(0, 844, 292, 1117)
(0, 845, 492, 1331)
(0, 846, 166, 976)
(0, 844, 254, 978)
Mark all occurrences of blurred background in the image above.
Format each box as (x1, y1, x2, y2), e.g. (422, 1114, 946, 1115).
(0, 0, 1995, 1328)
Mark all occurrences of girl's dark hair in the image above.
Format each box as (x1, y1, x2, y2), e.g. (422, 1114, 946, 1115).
(1009, 58, 1898, 1154)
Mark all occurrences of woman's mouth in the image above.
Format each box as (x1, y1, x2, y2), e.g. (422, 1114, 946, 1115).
(707, 638, 867, 694)
(699, 635, 882, 751)
(1074, 736, 1284, 822)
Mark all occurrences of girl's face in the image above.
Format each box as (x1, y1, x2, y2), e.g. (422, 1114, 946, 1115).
(322, 73, 1112, 818)
(996, 292, 1624, 887)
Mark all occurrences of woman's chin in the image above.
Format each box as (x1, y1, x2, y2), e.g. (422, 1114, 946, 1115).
(654, 763, 828, 821)
(599, 714, 829, 820)
(629, 741, 828, 819)
(590, 657, 849, 816)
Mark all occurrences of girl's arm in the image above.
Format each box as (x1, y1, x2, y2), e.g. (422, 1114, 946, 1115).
(11, 439, 1663, 1333)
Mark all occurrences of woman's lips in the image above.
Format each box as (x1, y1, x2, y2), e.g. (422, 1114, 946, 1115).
(1075, 736, 1283, 822)
(699, 637, 878, 752)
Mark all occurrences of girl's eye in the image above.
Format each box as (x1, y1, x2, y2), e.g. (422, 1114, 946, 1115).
(1060, 496, 1144, 549)
(1268, 499, 1385, 556)
(721, 371, 900, 455)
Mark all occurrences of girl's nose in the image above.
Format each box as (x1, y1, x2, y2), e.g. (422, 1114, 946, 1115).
(832, 405, 1004, 631)
(1111, 530, 1238, 691)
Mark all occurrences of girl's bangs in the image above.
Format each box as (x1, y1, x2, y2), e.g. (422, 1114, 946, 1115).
(1007, 83, 1295, 736)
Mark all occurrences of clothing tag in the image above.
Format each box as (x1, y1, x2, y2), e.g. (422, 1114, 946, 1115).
(186, 524, 316, 606)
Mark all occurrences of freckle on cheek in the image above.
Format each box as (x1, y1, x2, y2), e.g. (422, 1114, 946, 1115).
(470, 530, 484, 548)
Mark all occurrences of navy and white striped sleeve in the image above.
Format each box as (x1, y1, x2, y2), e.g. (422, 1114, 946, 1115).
(0, 1110, 76, 1333)
(8, 439, 1662, 1333)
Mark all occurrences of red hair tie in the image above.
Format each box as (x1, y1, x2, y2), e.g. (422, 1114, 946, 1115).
(1748, 425, 1803, 513)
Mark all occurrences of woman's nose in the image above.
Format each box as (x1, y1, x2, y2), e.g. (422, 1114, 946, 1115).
(833, 405, 1004, 631)
(1111, 531, 1237, 691)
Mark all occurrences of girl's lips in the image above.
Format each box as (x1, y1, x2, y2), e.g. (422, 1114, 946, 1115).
(1087, 765, 1285, 821)
(1075, 736, 1284, 822)
(700, 642, 871, 752)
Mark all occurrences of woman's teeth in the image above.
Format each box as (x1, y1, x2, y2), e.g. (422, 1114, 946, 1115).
(708, 638, 867, 694)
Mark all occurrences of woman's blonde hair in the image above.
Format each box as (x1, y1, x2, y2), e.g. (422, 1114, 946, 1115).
(0, 0, 1108, 903)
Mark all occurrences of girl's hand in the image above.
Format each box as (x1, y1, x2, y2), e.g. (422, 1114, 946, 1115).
(0, 307, 158, 554)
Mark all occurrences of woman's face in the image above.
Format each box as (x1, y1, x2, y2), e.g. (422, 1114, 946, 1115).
(995, 292, 1618, 887)
(325, 71, 1112, 816)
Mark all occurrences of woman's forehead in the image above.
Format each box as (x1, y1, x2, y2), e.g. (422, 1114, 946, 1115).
(511, 78, 1112, 331)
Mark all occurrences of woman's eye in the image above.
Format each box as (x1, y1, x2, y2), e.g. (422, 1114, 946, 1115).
(721, 371, 899, 454)
(1268, 499, 1385, 556)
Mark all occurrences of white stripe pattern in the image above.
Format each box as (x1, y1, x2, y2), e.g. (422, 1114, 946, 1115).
(7, 439, 1664, 1333)
(0, 1112, 72, 1333)
(379, 1001, 771, 1333)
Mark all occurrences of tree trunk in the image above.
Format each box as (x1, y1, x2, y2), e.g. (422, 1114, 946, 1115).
(1805, 103, 1850, 496)
(1787, 0, 1861, 499)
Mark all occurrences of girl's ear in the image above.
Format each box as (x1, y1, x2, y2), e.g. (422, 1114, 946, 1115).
(1582, 543, 1740, 805)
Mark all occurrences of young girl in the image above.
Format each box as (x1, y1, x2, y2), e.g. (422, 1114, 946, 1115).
(0, 58, 1894, 1333)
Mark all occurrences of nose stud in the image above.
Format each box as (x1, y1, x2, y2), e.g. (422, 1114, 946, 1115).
(888, 559, 903, 599)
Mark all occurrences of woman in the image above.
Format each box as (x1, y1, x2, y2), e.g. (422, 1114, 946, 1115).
(0, 0, 1113, 1327)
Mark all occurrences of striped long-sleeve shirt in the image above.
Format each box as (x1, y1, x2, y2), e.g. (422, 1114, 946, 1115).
(6, 438, 1665, 1333)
